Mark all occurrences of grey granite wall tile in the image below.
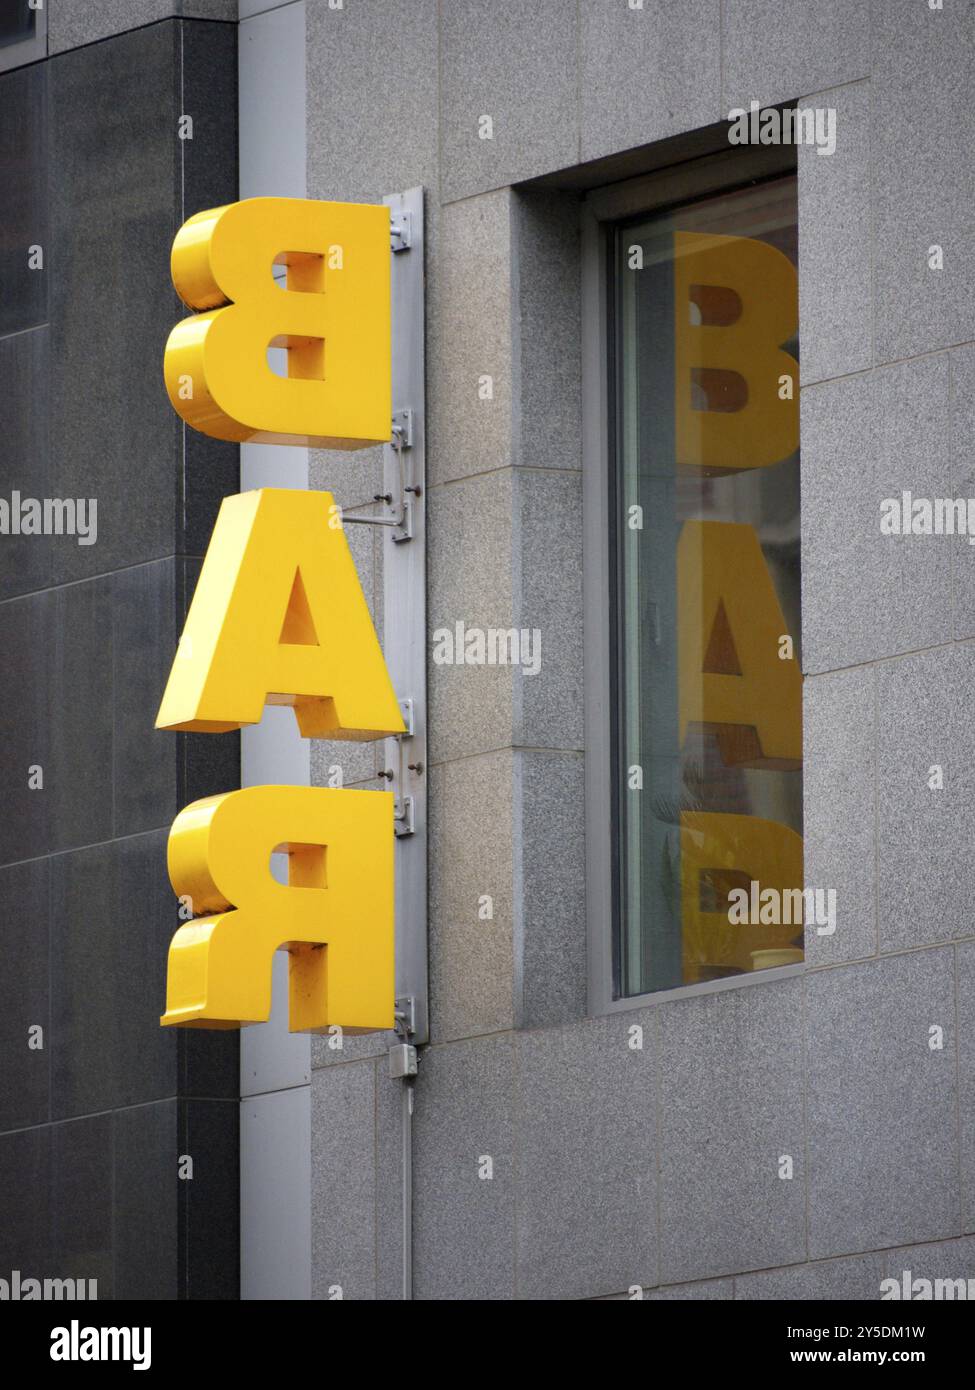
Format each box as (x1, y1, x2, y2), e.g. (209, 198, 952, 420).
(429, 750, 515, 1043)
(957, 941, 975, 1233)
(516, 750, 586, 1028)
(870, 0, 975, 232)
(428, 190, 514, 489)
(305, 0, 438, 205)
(412, 1034, 516, 1300)
(881, 1234, 975, 1293)
(311, 1031, 386, 1072)
(581, 0, 721, 163)
(657, 976, 806, 1283)
(876, 645, 975, 954)
(515, 1013, 657, 1299)
(803, 667, 876, 966)
(513, 468, 583, 753)
(646, 1277, 734, 1300)
(427, 472, 514, 765)
(513, 189, 582, 473)
(871, 0, 975, 362)
(801, 356, 952, 673)
(311, 1060, 376, 1300)
(49, 1, 236, 55)
(798, 81, 872, 385)
(375, 1062, 407, 1301)
(948, 345, 975, 640)
(736, 1252, 885, 1300)
(806, 949, 959, 1258)
(439, 0, 577, 203)
(723, 0, 871, 110)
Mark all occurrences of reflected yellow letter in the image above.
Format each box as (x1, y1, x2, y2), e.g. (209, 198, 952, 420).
(674, 230, 798, 474)
(156, 488, 405, 739)
(164, 197, 390, 448)
(681, 811, 804, 980)
(678, 519, 801, 768)
(160, 786, 395, 1032)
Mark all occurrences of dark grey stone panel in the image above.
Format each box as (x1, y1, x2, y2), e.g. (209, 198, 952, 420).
(178, 1098, 239, 1300)
(115, 1099, 178, 1300)
(0, 326, 53, 600)
(174, 558, 240, 810)
(0, 856, 51, 1131)
(51, 829, 175, 1119)
(0, 589, 53, 866)
(0, 1124, 54, 1275)
(52, 1112, 113, 1298)
(49, 574, 114, 853)
(48, 21, 180, 585)
(177, 1029, 239, 1104)
(112, 558, 177, 835)
(0, 58, 48, 337)
(178, 18, 239, 559)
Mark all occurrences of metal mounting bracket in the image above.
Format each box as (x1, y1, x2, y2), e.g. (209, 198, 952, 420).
(340, 409, 418, 543)
(390, 211, 412, 253)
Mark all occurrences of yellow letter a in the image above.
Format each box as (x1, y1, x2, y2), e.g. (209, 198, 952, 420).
(156, 488, 405, 739)
(678, 519, 801, 767)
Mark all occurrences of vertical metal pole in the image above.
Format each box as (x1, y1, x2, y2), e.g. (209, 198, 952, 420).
(383, 187, 429, 1048)
(384, 188, 426, 1301)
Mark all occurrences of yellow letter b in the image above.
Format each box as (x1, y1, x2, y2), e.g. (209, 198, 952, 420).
(163, 197, 391, 448)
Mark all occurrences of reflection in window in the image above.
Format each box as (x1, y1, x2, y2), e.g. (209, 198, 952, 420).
(613, 175, 802, 997)
(0, 1, 36, 51)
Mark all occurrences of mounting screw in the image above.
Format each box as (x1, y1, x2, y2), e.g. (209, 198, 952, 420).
(407, 761, 424, 774)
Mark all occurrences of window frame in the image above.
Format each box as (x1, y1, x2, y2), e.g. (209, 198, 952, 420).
(582, 142, 804, 1015)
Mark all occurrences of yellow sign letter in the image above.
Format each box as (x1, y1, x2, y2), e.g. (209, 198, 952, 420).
(156, 488, 405, 738)
(160, 785, 395, 1032)
(163, 197, 391, 448)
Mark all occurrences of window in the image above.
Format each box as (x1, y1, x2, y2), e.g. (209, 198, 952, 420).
(0, 0, 45, 72)
(608, 171, 801, 998)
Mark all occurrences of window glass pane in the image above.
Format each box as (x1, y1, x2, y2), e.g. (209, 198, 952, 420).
(0, 1, 36, 50)
(613, 174, 801, 997)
